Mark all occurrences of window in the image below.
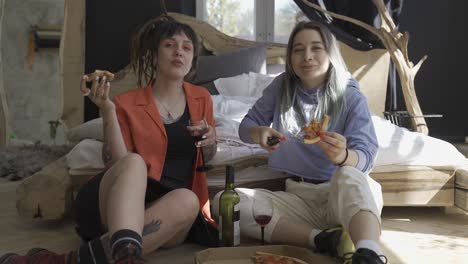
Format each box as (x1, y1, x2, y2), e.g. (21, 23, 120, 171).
(196, 0, 302, 43)
(274, 0, 302, 43)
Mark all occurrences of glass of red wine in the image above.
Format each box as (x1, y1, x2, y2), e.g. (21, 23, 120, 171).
(252, 195, 274, 245)
(188, 119, 213, 172)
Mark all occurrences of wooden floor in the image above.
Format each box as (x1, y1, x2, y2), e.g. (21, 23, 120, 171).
(1, 180, 467, 264)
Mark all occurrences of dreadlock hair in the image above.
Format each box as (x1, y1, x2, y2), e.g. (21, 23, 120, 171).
(279, 20, 350, 136)
(130, 15, 199, 88)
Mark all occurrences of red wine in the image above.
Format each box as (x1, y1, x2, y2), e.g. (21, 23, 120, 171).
(254, 215, 272, 226)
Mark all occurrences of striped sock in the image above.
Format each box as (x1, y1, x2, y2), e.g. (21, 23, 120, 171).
(110, 229, 143, 260)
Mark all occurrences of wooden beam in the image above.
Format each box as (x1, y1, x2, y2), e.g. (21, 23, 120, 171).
(0, 0, 10, 147)
(16, 157, 73, 220)
(59, 0, 85, 129)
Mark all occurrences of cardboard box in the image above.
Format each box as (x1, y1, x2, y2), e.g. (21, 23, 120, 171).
(195, 245, 336, 264)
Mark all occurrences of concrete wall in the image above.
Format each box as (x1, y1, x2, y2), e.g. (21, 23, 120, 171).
(2, 0, 64, 145)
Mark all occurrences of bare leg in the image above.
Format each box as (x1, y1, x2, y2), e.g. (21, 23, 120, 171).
(99, 153, 148, 236)
(141, 188, 199, 254)
(348, 210, 380, 244)
(270, 218, 313, 248)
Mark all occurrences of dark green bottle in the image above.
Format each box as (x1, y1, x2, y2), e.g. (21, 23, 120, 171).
(218, 165, 240, 247)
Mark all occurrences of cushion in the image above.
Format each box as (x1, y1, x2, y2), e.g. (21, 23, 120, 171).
(65, 139, 105, 175)
(267, 63, 285, 75)
(66, 118, 103, 142)
(191, 45, 267, 92)
(197, 81, 218, 95)
(214, 72, 275, 98)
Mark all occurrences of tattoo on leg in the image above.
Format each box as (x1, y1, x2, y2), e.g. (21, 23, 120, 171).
(143, 219, 162, 236)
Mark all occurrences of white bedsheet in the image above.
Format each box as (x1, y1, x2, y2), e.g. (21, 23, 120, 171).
(372, 116, 468, 170)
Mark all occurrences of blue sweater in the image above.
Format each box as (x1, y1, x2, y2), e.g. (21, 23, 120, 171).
(239, 73, 378, 181)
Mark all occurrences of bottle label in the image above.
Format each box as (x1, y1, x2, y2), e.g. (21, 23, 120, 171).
(233, 204, 240, 246)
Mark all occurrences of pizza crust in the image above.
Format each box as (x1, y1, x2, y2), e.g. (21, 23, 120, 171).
(86, 70, 115, 82)
(302, 115, 329, 144)
(252, 251, 310, 264)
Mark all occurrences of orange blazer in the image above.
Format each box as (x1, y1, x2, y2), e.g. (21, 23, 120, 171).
(113, 82, 216, 226)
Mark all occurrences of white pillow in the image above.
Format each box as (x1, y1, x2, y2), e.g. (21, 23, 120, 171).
(212, 95, 257, 141)
(66, 118, 103, 142)
(248, 72, 276, 98)
(213, 73, 249, 97)
(65, 139, 105, 175)
(214, 72, 275, 98)
(212, 95, 257, 121)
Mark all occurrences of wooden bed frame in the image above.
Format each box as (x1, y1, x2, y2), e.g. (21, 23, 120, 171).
(15, 3, 465, 220)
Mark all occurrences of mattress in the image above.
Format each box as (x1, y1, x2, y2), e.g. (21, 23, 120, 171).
(370, 167, 455, 206)
(65, 139, 461, 207)
(207, 159, 458, 207)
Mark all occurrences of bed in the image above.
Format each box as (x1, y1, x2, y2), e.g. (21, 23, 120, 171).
(16, 11, 468, 220)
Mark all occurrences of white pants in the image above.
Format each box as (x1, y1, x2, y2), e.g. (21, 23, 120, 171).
(211, 166, 383, 242)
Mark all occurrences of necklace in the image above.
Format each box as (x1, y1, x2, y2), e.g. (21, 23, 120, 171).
(153, 83, 185, 123)
(155, 92, 185, 123)
(157, 99, 176, 122)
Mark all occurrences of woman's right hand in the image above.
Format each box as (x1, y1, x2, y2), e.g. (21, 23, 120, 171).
(250, 126, 286, 152)
(80, 74, 115, 111)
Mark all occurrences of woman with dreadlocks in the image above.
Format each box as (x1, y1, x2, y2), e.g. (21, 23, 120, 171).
(1, 15, 217, 264)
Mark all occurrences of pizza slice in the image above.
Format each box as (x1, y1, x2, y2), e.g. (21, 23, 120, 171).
(302, 114, 329, 144)
(86, 70, 115, 82)
(252, 251, 310, 264)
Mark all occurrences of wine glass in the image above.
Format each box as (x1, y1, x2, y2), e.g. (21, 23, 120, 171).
(252, 196, 274, 245)
(188, 119, 214, 172)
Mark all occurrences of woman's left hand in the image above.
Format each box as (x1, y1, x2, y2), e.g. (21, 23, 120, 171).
(317, 131, 347, 165)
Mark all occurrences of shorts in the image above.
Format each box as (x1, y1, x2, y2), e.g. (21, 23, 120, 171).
(73, 172, 218, 247)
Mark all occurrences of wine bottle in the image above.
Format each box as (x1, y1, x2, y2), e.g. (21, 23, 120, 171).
(218, 165, 240, 247)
